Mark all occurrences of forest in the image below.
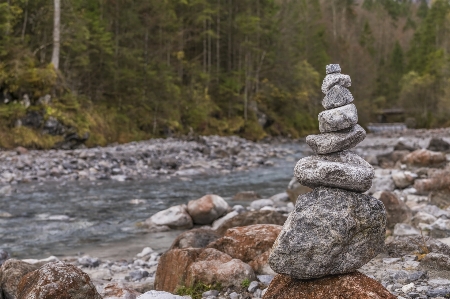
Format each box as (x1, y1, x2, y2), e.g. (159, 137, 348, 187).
(0, 0, 448, 148)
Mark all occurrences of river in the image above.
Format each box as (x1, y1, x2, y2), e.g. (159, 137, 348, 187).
(0, 142, 308, 260)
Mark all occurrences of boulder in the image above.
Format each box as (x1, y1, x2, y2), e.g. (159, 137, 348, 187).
(145, 205, 193, 229)
(250, 199, 274, 210)
(427, 138, 450, 152)
(187, 194, 229, 225)
(415, 176, 450, 195)
(214, 210, 287, 235)
(154, 248, 202, 293)
(402, 149, 446, 167)
(373, 191, 412, 229)
(170, 229, 221, 250)
(322, 85, 354, 110)
(269, 187, 386, 279)
(186, 248, 255, 287)
(318, 104, 358, 133)
(208, 224, 282, 263)
(262, 272, 395, 299)
(232, 191, 260, 201)
(0, 259, 38, 299)
(306, 124, 365, 154)
(321, 73, 351, 94)
(211, 211, 239, 230)
(294, 151, 374, 193)
(385, 236, 450, 257)
(17, 261, 102, 299)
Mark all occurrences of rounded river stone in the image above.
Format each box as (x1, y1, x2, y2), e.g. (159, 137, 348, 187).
(306, 124, 366, 154)
(321, 73, 351, 94)
(318, 103, 358, 133)
(268, 187, 386, 279)
(322, 85, 354, 110)
(294, 150, 374, 192)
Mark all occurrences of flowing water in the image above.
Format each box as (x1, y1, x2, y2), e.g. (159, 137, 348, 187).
(1, 142, 308, 260)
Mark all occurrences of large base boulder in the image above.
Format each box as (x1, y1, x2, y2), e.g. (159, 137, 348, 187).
(262, 272, 396, 299)
(17, 261, 102, 299)
(269, 187, 386, 279)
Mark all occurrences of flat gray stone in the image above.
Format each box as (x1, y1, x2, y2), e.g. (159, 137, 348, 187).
(268, 187, 386, 279)
(323, 85, 354, 109)
(306, 124, 366, 154)
(318, 103, 358, 133)
(294, 150, 374, 192)
(326, 64, 341, 74)
(321, 73, 351, 94)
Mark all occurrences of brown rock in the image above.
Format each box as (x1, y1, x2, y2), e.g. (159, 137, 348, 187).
(154, 248, 202, 293)
(402, 149, 446, 167)
(414, 175, 450, 195)
(170, 228, 221, 250)
(375, 191, 412, 229)
(232, 191, 260, 201)
(101, 282, 141, 299)
(430, 191, 450, 209)
(385, 236, 450, 257)
(248, 251, 275, 275)
(17, 261, 102, 299)
(377, 150, 410, 168)
(187, 194, 229, 225)
(186, 248, 255, 287)
(208, 224, 282, 263)
(0, 259, 38, 299)
(262, 272, 396, 299)
(215, 210, 287, 235)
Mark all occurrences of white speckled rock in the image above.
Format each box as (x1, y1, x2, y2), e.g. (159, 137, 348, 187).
(294, 151, 374, 193)
(137, 291, 191, 299)
(321, 73, 351, 94)
(326, 64, 341, 74)
(268, 187, 386, 279)
(306, 124, 366, 154)
(322, 85, 354, 110)
(318, 103, 358, 133)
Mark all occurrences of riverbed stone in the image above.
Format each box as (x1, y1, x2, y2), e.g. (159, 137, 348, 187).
(17, 261, 102, 299)
(294, 150, 374, 193)
(318, 103, 358, 133)
(187, 194, 229, 225)
(145, 205, 193, 229)
(263, 272, 396, 299)
(137, 291, 189, 299)
(402, 149, 447, 167)
(306, 124, 365, 154)
(321, 73, 351, 94)
(322, 85, 354, 110)
(374, 191, 412, 229)
(268, 187, 386, 279)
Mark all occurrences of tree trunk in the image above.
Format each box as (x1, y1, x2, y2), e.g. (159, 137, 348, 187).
(51, 0, 61, 70)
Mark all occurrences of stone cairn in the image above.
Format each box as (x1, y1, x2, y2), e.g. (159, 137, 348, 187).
(268, 65, 387, 280)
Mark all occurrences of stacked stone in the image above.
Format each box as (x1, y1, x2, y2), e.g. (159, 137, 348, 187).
(268, 64, 387, 280)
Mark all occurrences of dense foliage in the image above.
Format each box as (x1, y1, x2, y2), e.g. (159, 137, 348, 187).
(0, 0, 448, 148)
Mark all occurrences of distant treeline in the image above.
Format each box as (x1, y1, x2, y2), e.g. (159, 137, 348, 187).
(0, 0, 448, 148)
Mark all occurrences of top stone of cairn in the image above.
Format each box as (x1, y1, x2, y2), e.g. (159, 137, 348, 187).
(326, 64, 341, 74)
